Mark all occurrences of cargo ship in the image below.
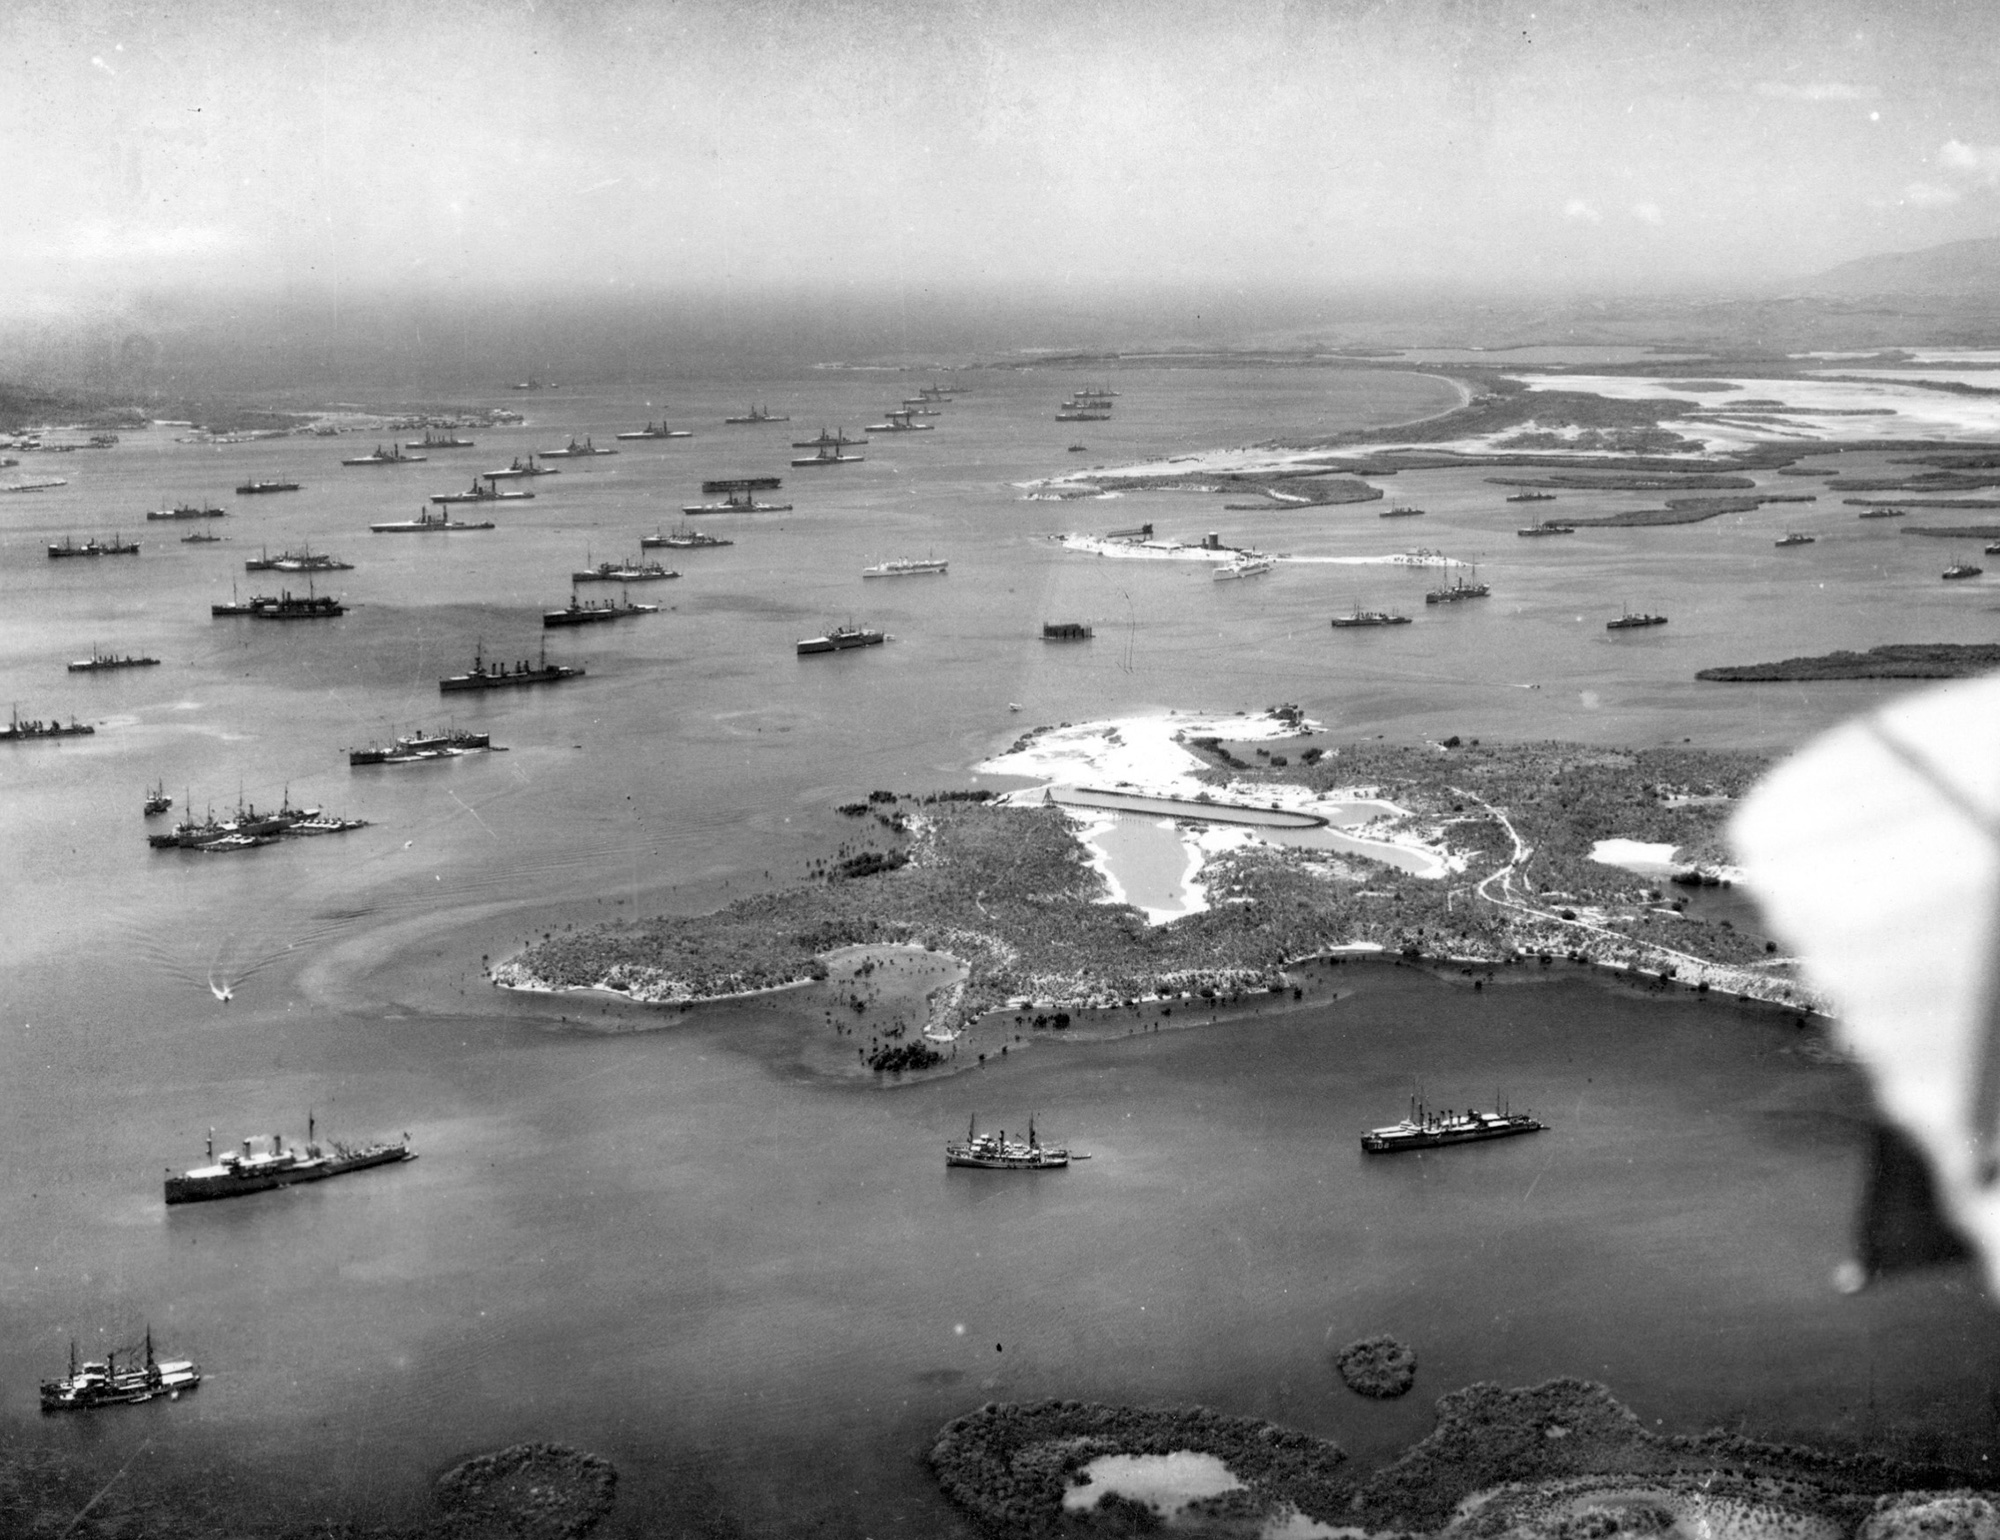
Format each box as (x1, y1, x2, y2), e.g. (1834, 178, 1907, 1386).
(146, 502, 226, 520)
(1607, 610, 1668, 630)
(48, 535, 139, 558)
(235, 478, 301, 494)
(1361, 1099, 1544, 1154)
(1424, 574, 1490, 604)
(41, 1330, 200, 1411)
(946, 1115, 1069, 1170)
(798, 625, 884, 654)
(163, 1118, 414, 1204)
(1330, 607, 1411, 628)
(642, 523, 733, 549)
(572, 556, 678, 583)
(439, 642, 584, 693)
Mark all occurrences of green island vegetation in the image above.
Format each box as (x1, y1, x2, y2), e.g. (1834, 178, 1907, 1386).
(1334, 1333, 1418, 1399)
(928, 1381, 1976, 1539)
(1698, 644, 2000, 682)
(1558, 494, 1778, 526)
(1660, 380, 1741, 392)
(496, 735, 1808, 1049)
(0, 1439, 618, 1540)
(927, 1400, 1350, 1536)
(1487, 472, 1757, 490)
(1900, 523, 2000, 538)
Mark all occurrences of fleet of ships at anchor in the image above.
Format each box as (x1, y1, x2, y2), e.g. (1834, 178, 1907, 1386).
(147, 794, 368, 851)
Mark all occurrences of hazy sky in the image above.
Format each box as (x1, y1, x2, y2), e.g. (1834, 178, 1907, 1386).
(4, 0, 1998, 314)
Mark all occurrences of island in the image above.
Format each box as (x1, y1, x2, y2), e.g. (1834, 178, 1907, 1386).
(1699, 644, 2000, 682)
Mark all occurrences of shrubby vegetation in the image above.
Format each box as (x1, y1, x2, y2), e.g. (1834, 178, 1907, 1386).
(1334, 1333, 1418, 1398)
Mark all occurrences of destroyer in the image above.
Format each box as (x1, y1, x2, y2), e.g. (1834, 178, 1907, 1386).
(1362, 1099, 1544, 1154)
(69, 649, 161, 672)
(798, 624, 885, 654)
(946, 1115, 1070, 1170)
(163, 1117, 414, 1204)
(2, 708, 95, 741)
(544, 595, 660, 628)
(41, 1330, 200, 1411)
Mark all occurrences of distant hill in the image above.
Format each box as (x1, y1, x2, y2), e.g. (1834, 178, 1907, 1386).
(1807, 236, 2000, 296)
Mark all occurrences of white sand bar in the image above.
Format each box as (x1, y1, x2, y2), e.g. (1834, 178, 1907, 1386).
(1590, 838, 1681, 876)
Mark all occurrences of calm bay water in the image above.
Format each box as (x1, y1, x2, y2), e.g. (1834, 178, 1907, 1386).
(3, 360, 1997, 1533)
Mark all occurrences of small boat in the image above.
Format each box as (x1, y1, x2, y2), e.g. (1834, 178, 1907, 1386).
(615, 423, 693, 440)
(485, 456, 559, 479)
(145, 502, 226, 520)
(1607, 610, 1668, 630)
(1516, 521, 1576, 537)
(946, 1114, 1069, 1170)
(724, 404, 789, 423)
(1042, 622, 1093, 641)
(1774, 532, 1815, 548)
(69, 649, 162, 673)
(48, 535, 139, 559)
(1361, 1098, 1545, 1154)
(433, 480, 533, 504)
(41, 1330, 200, 1411)
(408, 430, 474, 449)
(1067, 443, 1089, 453)
(235, 479, 301, 494)
(861, 557, 948, 578)
(1506, 491, 1556, 503)
(1379, 506, 1425, 519)
(1213, 555, 1275, 580)
(641, 523, 733, 549)
(2, 707, 95, 741)
(1943, 562, 1984, 581)
(371, 508, 496, 532)
(343, 444, 426, 465)
(1857, 506, 1905, 519)
(536, 436, 616, 459)
(1330, 607, 1411, 628)
(439, 641, 584, 693)
(543, 595, 660, 628)
(797, 625, 885, 654)
(571, 557, 679, 583)
(143, 781, 173, 816)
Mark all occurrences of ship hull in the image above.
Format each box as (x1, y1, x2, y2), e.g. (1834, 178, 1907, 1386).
(945, 1151, 1069, 1170)
(164, 1144, 414, 1205)
(1360, 1117, 1544, 1154)
(440, 668, 580, 692)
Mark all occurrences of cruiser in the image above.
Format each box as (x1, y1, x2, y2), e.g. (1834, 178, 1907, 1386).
(724, 403, 789, 423)
(146, 501, 226, 520)
(1516, 521, 1576, 537)
(616, 422, 693, 440)
(440, 642, 584, 693)
(797, 624, 884, 654)
(1506, 491, 1556, 503)
(572, 556, 679, 583)
(164, 1117, 414, 1205)
(371, 507, 496, 532)
(684, 477, 791, 514)
(3, 707, 95, 741)
(69, 649, 161, 673)
(235, 478, 301, 494)
(946, 1115, 1069, 1170)
(1361, 1099, 1545, 1154)
(537, 436, 615, 459)
(41, 1330, 200, 1411)
(433, 480, 533, 504)
(1607, 610, 1668, 630)
(350, 727, 493, 765)
(409, 430, 474, 449)
(1774, 532, 1815, 548)
(48, 535, 139, 558)
(1330, 607, 1411, 628)
(544, 595, 660, 628)
(861, 556, 947, 578)
(642, 523, 733, 549)
(343, 444, 425, 465)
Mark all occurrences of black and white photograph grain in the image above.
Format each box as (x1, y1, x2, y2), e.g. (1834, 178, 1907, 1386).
(6, 2, 2000, 1536)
